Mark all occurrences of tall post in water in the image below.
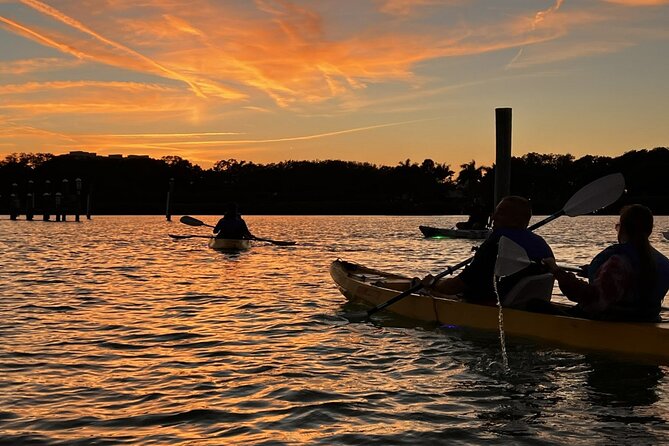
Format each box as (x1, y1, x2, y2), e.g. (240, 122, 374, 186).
(26, 180, 34, 221)
(75, 178, 82, 222)
(166, 177, 175, 221)
(61, 179, 69, 221)
(9, 183, 20, 220)
(494, 107, 512, 207)
(86, 184, 92, 220)
(54, 192, 62, 222)
(43, 179, 51, 221)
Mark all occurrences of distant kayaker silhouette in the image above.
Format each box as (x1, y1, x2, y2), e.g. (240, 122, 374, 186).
(424, 196, 554, 306)
(213, 203, 255, 240)
(456, 198, 490, 230)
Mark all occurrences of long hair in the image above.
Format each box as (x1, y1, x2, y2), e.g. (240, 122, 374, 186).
(619, 204, 655, 297)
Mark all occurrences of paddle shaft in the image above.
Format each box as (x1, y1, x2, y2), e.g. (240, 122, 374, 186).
(169, 234, 213, 240)
(528, 210, 564, 231)
(365, 257, 473, 317)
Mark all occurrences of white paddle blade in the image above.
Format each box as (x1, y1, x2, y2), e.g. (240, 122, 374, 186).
(495, 236, 532, 277)
(563, 173, 625, 217)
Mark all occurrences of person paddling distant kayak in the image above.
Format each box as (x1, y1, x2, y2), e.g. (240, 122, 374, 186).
(425, 196, 554, 306)
(213, 203, 254, 240)
(544, 204, 669, 322)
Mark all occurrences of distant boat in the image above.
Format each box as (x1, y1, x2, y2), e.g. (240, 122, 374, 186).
(419, 225, 490, 240)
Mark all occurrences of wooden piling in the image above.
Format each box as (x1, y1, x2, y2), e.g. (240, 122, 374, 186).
(27, 180, 35, 221)
(55, 192, 62, 222)
(75, 178, 82, 222)
(43, 180, 52, 221)
(26, 193, 34, 221)
(61, 179, 69, 221)
(86, 186, 92, 220)
(42, 192, 51, 221)
(166, 177, 175, 221)
(9, 183, 19, 220)
(494, 107, 512, 207)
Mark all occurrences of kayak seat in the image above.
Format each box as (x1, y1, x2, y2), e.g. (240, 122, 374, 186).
(501, 273, 555, 310)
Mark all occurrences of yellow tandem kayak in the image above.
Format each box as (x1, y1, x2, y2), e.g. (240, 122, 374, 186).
(330, 259, 669, 363)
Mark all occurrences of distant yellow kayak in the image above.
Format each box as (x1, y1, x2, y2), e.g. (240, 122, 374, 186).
(208, 238, 252, 250)
(330, 259, 669, 363)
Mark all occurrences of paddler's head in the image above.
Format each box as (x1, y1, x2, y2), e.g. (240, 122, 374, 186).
(618, 204, 653, 244)
(492, 196, 532, 230)
(225, 202, 239, 218)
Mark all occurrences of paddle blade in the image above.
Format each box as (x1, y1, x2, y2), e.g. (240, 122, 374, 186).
(253, 237, 296, 246)
(563, 173, 625, 217)
(180, 215, 206, 227)
(495, 236, 532, 277)
(169, 234, 212, 240)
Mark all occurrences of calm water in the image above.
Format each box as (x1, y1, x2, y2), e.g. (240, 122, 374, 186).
(1, 215, 669, 445)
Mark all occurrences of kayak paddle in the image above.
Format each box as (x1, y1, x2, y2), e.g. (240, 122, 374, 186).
(344, 172, 625, 322)
(252, 236, 296, 246)
(179, 215, 296, 246)
(168, 234, 213, 240)
(180, 215, 215, 228)
(496, 239, 589, 278)
(494, 236, 533, 277)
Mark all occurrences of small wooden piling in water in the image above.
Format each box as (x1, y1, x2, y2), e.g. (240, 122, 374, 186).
(165, 177, 175, 221)
(26, 180, 35, 221)
(61, 179, 69, 221)
(43, 180, 52, 221)
(54, 192, 62, 222)
(75, 178, 82, 222)
(86, 185, 92, 220)
(9, 183, 19, 220)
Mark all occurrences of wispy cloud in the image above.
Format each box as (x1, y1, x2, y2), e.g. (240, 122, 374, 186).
(1, 0, 668, 165)
(0, 57, 81, 74)
(603, 0, 669, 5)
(375, 0, 464, 17)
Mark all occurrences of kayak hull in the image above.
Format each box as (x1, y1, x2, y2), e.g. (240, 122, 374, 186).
(208, 238, 252, 250)
(419, 225, 490, 239)
(330, 259, 669, 362)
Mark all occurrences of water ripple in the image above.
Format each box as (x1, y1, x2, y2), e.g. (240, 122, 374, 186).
(0, 216, 668, 445)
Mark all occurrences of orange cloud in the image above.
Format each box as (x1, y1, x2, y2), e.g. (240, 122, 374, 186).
(0, 57, 81, 74)
(17, 0, 246, 100)
(603, 0, 669, 4)
(375, 0, 464, 16)
(0, 15, 87, 58)
(0, 80, 199, 119)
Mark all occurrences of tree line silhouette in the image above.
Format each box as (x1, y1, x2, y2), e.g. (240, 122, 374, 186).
(1, 147, 667, 215)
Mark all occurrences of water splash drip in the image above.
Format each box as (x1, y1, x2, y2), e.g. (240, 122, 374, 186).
(493, 277, 510, 371)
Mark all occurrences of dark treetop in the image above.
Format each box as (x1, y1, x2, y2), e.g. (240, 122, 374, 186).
(1, 148, 667, 215)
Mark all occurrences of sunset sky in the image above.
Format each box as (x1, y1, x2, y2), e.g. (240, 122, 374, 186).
(1, 0, 668, 169)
